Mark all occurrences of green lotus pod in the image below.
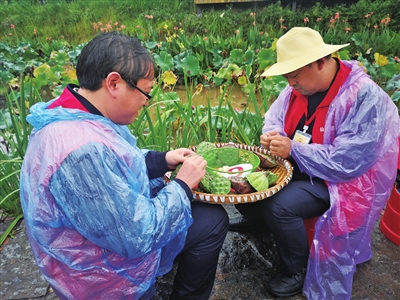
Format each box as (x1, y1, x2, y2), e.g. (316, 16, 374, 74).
(170, 163, 182, 181)
(218, 147, 240, 166)
(199, 171, 215, 193)
(201, 149, 220, 166)
(210, 175, 231, 195)
(246, 171, 269, 191)
(195, 141, 216, 155)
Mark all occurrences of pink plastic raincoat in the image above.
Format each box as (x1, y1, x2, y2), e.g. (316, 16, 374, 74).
(262, 60, 400, 299)
(20, 98, 193, 299)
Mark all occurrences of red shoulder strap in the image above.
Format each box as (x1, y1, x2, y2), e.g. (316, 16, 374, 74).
(284, 60, 351, 144)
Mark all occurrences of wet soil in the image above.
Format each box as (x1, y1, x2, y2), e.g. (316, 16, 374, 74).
(1, 204, 399, 300)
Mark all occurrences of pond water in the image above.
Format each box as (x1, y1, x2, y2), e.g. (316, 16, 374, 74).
(168, 85, 263, 112)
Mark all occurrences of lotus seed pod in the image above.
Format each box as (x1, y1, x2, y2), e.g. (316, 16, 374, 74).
(210, 176, 231, 195)
(195, 142, 216, 155)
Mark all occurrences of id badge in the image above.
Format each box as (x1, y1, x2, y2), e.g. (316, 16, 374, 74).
(293, 130, 312, 144)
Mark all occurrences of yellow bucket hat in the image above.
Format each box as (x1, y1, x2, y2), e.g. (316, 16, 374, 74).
(261, 27, 349, 77)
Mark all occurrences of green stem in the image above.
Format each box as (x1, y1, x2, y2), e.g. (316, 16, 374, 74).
(0, 213, 23, 246)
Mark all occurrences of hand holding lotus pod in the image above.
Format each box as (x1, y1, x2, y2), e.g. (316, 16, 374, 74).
(169, 152, 197, 181)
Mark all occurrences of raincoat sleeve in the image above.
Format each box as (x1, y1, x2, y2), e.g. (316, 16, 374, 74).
(48, 142, 193, 260)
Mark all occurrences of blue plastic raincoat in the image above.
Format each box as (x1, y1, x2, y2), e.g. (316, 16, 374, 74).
(262, 60, 399, 299)
(20, 98, 193, 299)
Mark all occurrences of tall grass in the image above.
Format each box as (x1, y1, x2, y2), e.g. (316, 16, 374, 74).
(130, 76, 266, 151)
(0, 79, 35, 244)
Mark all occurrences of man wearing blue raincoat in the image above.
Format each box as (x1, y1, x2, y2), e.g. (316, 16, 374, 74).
(20, 32, 228, 300)
(229, 27, 399, 299)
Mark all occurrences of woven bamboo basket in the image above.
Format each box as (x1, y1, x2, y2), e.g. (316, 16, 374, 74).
(166, 143, 293, 205)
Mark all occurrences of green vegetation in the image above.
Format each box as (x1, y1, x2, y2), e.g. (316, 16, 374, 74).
(1, 0, 399, 48)
(1, 0, 399, 244)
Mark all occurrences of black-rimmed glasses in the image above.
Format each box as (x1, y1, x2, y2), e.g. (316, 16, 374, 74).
(122, 77, 152, 100)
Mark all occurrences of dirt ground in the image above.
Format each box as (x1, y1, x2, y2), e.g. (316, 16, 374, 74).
(1, 204, 399, 300)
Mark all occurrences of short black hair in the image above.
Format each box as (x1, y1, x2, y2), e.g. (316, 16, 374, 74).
(76, 32, 156, 91)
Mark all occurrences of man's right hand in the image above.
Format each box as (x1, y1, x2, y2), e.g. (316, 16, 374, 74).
(260, 131, 278, 150)
(175, 154, 207, 190)
(261, 131, 291, 159)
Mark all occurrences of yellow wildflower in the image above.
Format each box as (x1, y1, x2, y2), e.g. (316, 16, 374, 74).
(374, 53, 388, 66)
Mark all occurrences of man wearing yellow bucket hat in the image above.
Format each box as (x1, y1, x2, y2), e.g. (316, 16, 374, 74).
(229, 27, 400, 298)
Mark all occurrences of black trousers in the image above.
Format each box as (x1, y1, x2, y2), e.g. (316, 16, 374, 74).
(170, 201, 229, 300)
(234, 178, 330, 275)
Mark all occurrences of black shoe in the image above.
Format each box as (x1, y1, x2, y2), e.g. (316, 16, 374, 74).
(228, 216, 268, 233)
(268, 268, 306, 298)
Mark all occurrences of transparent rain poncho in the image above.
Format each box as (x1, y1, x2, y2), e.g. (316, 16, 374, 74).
(262, 60, 399, 299)
(20, 101, 193, 299)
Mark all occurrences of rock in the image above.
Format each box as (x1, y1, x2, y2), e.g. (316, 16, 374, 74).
(0, 221, 53, 299)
